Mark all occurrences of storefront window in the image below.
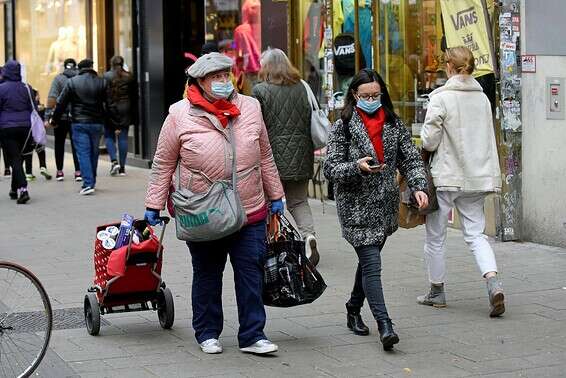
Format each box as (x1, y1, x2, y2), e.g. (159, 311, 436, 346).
(15, 0, 88, 102)
(113, 0, 134, 70)
(376, 0, 444, 128)
(205, 0, 290, 95)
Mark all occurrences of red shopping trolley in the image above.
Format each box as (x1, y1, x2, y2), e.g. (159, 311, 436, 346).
(84, 216, 174, 335)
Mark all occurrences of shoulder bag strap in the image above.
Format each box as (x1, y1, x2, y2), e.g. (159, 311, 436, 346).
(300, 79, 319, 111)
(24, 84, 36, 112)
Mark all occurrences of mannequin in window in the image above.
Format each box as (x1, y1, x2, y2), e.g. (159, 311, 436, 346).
(44, 27, 78, 75)
(234, 0, 261, 94)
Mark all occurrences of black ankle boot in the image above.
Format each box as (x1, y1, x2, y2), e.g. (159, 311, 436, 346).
(376, 319, 399, 351)
(346, 303, 369, 336)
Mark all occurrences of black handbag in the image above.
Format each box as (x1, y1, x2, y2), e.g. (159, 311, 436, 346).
(262, 215, 326, 308)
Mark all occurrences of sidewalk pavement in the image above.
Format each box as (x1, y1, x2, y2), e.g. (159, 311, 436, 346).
(2, 148, 566, 378)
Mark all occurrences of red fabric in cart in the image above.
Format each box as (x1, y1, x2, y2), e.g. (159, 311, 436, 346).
(107, 232, 160, 277)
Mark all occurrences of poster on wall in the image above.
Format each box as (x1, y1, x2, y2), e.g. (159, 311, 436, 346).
(440, 0, 494, 78)
(521, 55, 536, 73)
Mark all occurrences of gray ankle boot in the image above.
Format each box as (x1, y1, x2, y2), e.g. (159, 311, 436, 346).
(417, 283, 446, 307)
(487, 277, 505, 317)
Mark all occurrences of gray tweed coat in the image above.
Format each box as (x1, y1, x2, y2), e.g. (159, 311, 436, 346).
(323, 110, 427, 248)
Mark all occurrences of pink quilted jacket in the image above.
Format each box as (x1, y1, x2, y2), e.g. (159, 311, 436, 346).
(145, 94, 284, 221)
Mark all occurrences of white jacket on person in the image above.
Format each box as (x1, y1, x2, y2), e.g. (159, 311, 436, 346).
(421, 74, 501, 192)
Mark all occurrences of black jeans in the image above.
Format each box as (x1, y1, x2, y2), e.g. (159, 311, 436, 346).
(54, 120, 80, 171)
(0, 127, 29, 191)
(349, 239, 390, 321)
(24, 146, 47, 174)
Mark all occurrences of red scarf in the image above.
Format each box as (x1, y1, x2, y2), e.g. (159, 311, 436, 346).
(357, 107, 386, 164)
(186, 85, 241, 128)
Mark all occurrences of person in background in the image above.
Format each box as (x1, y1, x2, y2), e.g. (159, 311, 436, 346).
(24, 146, 52, 181)
(0, 65, 11, 177)
(0, 60, 41, 204)
(253, 48, 320, 265)
(45, 58, 81, 182)
(144, 53, 284, 355)
(418, 46, 505, 317)
(324, 68, 428, 351)
(51, 59, 107, 195)
(103, 56, 136, 176)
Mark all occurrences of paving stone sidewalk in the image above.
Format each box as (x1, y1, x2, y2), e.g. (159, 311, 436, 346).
(1, 149, 566, 377)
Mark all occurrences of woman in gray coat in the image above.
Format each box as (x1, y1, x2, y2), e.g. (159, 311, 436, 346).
(324, 69, 428, 350)
(253, 48, 320, 265)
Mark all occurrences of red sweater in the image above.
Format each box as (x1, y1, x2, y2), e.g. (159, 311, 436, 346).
(357, 107, 386, 163)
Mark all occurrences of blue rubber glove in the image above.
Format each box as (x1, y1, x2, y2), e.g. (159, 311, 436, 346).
(144, 209, 161, 226)
(270, 199, 284, 215)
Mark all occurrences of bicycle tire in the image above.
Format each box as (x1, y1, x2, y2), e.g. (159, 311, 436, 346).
(0, 261, 53, 378)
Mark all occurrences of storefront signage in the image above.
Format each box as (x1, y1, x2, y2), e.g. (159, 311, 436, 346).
(521, 55, 536, 73)
(440, 0, 494, 78)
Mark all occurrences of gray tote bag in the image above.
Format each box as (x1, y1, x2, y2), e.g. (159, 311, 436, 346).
(171, 125, 246, 242)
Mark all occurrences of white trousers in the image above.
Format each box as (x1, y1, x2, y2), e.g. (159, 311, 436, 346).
(424, 191, 498, 284)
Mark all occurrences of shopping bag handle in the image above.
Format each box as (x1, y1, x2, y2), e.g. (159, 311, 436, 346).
(268, 214, 281, 241)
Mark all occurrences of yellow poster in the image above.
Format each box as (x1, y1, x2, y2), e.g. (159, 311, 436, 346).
(440, 0, 494, 77)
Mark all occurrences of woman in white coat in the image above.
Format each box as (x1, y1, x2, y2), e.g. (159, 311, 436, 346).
(418, 46, 505, 317)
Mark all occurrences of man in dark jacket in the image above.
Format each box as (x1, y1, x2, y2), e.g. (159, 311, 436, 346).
(51, 59, 107, 195)
(45, 58, 81, 181)
(0, 60, 38, 204)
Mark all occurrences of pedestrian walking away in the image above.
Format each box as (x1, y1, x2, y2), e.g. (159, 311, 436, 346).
(0, 60, 40, 204)
(324, 68, 428, 351)
(45, 58, 81, 182)
(103, 55, 137, 177)
(252, 48, 320, 265)
(419, 46, 505, 318)
(0, 66, 12, 178)
(50, 59, 108, 195)
(144, 52, 285, 355)
(24, 145, 52, 181)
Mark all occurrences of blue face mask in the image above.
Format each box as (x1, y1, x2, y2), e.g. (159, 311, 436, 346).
(356, 98, 382, 114)
(211, 81, 234, 99)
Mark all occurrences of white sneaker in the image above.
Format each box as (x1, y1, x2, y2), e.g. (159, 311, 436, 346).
(304, 234, 320, 266)
(240, 339, 278, 354)
(79, 187, 95, 195)
(110, 162, 120, 176)
(199, 338, 223, 354)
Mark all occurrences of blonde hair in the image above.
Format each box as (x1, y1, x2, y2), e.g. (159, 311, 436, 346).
(258, 48, 301, 85)
(445, 46, 475, 75)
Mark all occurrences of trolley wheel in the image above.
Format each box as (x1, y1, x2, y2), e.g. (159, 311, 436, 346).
(84, 292, 101, 336)
(157, 287, 174, 329)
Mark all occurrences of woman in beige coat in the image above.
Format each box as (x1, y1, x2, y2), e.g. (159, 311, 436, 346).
(418, 46, 505, 317)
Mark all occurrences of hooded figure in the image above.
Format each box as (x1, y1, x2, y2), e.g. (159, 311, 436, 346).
(0, 60, 38, 204)
(0, 60, 38, 130)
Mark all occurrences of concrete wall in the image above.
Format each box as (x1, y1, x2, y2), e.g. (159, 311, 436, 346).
(521, 0, 566, 247)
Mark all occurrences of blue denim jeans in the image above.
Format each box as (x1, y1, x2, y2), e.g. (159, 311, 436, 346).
(71, 123, 103, 189)
(104, 126, 129, 168)
(187, 221, 267, 348)
(349, 241, 390, 322)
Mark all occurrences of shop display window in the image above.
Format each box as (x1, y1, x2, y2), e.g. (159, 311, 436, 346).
(113, 0, 134, 71)
(15, 0, 88, 102)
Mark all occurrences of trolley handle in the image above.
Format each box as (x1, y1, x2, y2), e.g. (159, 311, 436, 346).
(125, 216, 171, 261)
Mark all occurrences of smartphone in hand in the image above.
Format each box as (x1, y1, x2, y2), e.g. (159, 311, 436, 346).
(367, 159, 386, 170)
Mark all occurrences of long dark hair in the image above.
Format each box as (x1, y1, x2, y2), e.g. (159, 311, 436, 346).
(341, 68, 397, 125)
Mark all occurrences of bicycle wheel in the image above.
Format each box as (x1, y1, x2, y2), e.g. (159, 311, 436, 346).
(0, 261, 53, 378)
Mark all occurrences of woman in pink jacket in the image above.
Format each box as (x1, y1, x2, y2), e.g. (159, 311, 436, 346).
(144, 53, 284, 355)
